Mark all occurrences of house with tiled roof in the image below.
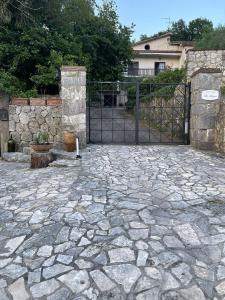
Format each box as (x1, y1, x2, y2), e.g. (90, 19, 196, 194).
(125, 32, 193, 76)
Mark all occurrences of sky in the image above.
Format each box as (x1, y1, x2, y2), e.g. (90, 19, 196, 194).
(97, 0, 225, 41)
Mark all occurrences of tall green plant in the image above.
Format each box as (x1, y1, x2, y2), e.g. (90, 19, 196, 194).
(127, 69, 185, 109)
(195, 26, 225, 49)
(0, 0, 133, 95)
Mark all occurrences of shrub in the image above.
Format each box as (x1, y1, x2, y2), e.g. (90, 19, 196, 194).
(195, 26, 225, 49)
(127, 68, 186, 108)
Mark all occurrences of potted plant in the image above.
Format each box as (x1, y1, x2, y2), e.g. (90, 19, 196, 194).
(30, 132, 53, 153)
(11, 97, 29, 106)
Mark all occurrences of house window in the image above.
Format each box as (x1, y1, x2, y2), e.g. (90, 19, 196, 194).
(145, 44, 150, 50)
(128, 61, 139, 76)
(155, 62, 166, 75)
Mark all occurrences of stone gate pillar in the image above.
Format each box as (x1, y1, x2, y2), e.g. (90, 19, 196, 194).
(0, 93, 9, 155)
(190, 68, 222, 150)
(61, 66, 86, 148)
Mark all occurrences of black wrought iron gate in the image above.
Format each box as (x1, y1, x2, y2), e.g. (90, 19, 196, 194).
(86, 81, 191, 145)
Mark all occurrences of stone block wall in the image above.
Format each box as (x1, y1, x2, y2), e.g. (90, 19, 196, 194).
(187, 50, 225, 154)
(190, 70, 222, 151)
(61, 66, 86, 148)
(9, 104, 62, 151)
(0, 93, 9, 154)
(215, 99, 225, 153)
(1, 66, 87, 154)
(187, 50, 225, 80)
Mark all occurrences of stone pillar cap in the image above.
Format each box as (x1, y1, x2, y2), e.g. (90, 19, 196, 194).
(191, 68, 222, 78)
(61, 66, 86, 72)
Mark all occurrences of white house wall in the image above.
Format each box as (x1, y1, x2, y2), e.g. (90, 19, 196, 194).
(133, 57, 181, 70)
(133, 36, 181, 51)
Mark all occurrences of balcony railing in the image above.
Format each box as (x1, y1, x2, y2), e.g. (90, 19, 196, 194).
(124, 68, 166, 77)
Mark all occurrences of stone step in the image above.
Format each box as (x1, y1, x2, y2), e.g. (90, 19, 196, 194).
(50, 149, 80, 161)
(23, 147, 31, 155)
(2, 152, 31, 163)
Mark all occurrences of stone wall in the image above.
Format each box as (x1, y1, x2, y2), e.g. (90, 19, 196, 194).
(215, 99, 225, 153)
(0, 93, 9, 154)
(61, 66, 86, 148)
(187, 50, 225, 154)
(9, 105, 62, 151)
(190, 70, 222, 150)
(1, 66, 87, 154)
(187, 50, 225, 81)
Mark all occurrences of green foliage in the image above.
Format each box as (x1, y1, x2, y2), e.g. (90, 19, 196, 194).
(139, 34, 148, 41)
(171, 18, 213, 41)
(138, 31, 168, 42)
(15, 89, 38, 98)
(171, 19, 189, 41)
(127, 69, 185, 109)
(34, 132, 49, 144)
(141, 18, 213, 42)
(31, 50, 77, 91)
(0, 0, 34, 27)
(188, 18, 213, 41)
(195, 26, 225, 49)
(143, 69, 185, 85)
(0, 0, 133, 95)
(0, 69, 21, 95)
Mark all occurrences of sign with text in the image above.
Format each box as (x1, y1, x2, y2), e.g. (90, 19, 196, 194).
(201, 90, 219, 101)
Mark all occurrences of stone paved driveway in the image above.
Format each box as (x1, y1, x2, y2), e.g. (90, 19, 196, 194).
(1, 145, 225, 300)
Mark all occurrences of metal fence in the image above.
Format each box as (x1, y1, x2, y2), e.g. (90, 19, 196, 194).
(86, 81, 191, 145)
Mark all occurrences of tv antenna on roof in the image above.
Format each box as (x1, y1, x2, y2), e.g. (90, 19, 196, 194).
(161, 17, 172, 28)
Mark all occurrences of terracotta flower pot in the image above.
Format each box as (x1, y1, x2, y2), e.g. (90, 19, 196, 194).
(30, 98, 46, 106)
(31, 143, 53, 153)
(11, 97, 29, 106)
(63, 132, 76, 152)
(47, 98, 62, 106)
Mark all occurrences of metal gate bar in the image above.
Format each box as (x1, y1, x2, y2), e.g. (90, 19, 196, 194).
(87, 81, 191, 145)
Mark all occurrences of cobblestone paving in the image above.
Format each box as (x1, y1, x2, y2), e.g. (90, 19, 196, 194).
(1, 145, 225, 299)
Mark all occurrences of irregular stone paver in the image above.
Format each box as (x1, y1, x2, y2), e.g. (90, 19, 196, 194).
(0, 288, 10, 300)
(58, 270, 90, 294)
(30, 279, 60, 298)
(8, 277, 29, 300)
(137, 250, 149, 266)
(42, 263, 73, 279)
(37, 245, 53, 257)
(0, 236, 26, 258)
(108, 247, 135, 263)
(104, 264, 141, 293)
(0, 264, 27, 279)
(90, 270, 116, 292)
(1, 145, 225, 299)
(174, 223, 201, 246)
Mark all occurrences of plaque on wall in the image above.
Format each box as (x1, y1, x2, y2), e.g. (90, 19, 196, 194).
(201, 90, 219, 101)
(0, 108, 8, 121)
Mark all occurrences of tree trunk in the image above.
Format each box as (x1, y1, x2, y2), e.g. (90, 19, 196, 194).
(31, 152, 55, 169)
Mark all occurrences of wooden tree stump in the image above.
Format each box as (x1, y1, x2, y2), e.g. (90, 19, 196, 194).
(31, 152, 55, 169)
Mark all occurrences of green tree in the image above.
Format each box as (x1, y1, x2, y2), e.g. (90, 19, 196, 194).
(195, 26, 225, 49)
(171, 19, 189, 41)
(170, 18, 213, 41)
(188, 18, 213, 41)
(140, 34, 148, 41)
(0, 0, 34, 27)
(85, 0, 133, 80)
(0, 0, 133, 94)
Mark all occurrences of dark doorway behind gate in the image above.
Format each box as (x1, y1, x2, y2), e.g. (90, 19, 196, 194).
(86, 81, 191, 145)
